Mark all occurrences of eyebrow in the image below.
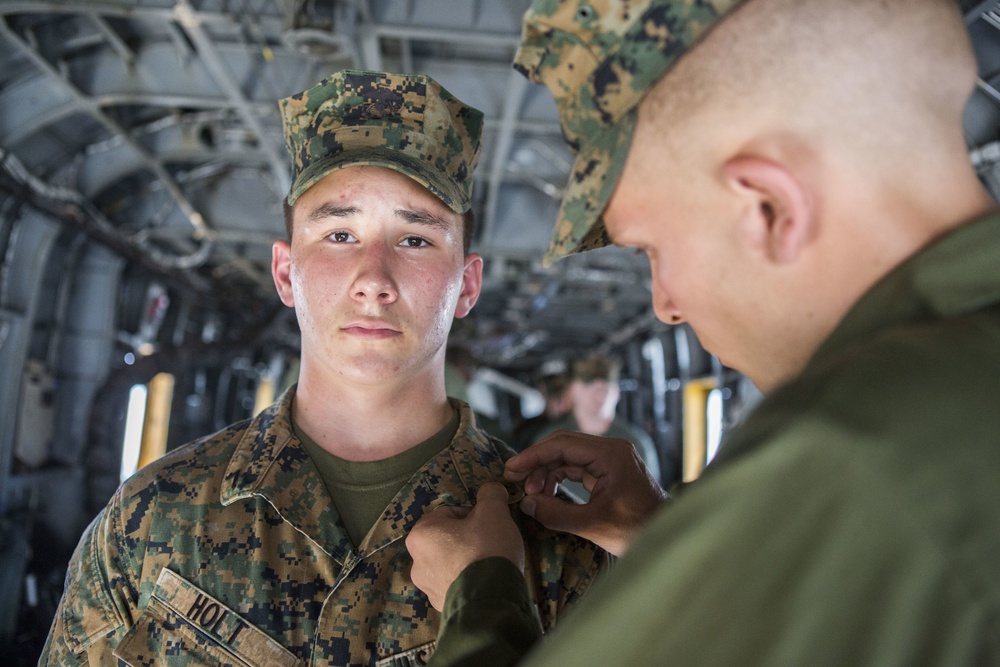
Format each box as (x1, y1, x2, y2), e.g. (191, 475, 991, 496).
(306, 203, 359, 224)
(395, 208, 453, 232)
(303, 202, 453, 233)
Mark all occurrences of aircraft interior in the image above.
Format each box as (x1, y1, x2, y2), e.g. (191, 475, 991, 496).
(3, 0, 1000, 661)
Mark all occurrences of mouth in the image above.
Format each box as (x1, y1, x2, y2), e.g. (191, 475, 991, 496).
(342, 319, 402, 339)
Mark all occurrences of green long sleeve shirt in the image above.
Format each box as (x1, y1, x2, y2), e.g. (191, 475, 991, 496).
(431, 212, 1000, 666)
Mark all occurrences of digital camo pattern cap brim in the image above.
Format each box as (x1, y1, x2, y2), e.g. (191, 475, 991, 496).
(514, 0, 749, 264)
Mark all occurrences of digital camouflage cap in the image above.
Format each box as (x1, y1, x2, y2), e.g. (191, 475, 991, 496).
(514, 0, 749, 265)
(280, 69, 484, 212)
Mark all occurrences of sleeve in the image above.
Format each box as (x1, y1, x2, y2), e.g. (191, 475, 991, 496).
(428, 557, 543, 667)
(510, 432, 994, 666)
(38, 491, 139, 666)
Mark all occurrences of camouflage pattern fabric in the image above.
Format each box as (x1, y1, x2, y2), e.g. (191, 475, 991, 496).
(280, 70, 484, 213)
(513, 0, 748, 265)
(39, 389, 608, 667)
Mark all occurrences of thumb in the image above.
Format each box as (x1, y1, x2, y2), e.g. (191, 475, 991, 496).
(520, 493, 592, 536)
(432, 504, 471, 520)
(474, 481, 510, 509)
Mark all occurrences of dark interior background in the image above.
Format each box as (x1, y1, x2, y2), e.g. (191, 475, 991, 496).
(3, 1, 1000, 661)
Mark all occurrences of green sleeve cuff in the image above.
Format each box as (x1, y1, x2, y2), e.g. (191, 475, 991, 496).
(430, 557, 543, 667)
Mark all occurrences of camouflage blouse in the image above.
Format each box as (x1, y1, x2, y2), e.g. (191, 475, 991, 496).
(39, 390, 609, 666)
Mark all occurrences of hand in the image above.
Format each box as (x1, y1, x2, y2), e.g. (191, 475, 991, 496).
(406, 482, 525, 611)
(505, 431, 667, 557)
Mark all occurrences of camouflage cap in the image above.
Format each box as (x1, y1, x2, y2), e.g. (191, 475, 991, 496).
(514, 0, 748, 264)
(280, 70, 484, 212)
(571, 352, 620, 384)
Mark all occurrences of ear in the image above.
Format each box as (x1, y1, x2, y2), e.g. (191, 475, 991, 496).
(271, 240, 295, 307)
(722, 156, 816, 264)
(454, 253, 484, 318)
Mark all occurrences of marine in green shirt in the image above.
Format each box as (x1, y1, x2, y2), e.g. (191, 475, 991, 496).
(405, 0, 1000, 663)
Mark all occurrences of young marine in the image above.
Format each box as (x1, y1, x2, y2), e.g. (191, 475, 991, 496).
(408, 0, 1000, 664)
(39, 70, 607, 666)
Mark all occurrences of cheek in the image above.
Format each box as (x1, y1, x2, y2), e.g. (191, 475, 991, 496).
(411, 268, 464, 324)
(647, 258, 675, 307)
(291, 260, 344, 316)
(417, 258, 464, 302)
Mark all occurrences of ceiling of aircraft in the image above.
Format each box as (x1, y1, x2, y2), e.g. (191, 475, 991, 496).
(2, 0, 1000, 376)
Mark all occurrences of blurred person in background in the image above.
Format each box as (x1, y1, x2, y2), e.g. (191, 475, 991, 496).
(509, 360, 573, 452)
(533, 353, 660, 499)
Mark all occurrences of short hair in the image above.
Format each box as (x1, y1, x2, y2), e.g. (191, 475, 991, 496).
(571, 353, 621, 384)
(461, 209, 475, 255)
(283, 197, 476, 255)
(538, 371, 572, 398)
(282, 197, 294, 241)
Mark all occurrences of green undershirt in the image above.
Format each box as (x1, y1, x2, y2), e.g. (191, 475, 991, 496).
(292, 409, 459, 547)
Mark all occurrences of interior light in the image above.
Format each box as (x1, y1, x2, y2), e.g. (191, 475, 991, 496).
(706, 388, 724, 465)
(120, 384, 148, 482)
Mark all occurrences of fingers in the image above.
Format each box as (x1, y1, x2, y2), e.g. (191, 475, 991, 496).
(507, 432, 628, 500)
(432, 505, 471, 521)
(519, 493, 593, 538)
(407, 480, 527, 612)
(419, 483, 503, 528)
(519, 493, 636, 557)
(503, 432, 667, 557)
(474, 481, 510, 507)
(473, 482, 525, 574)
(505, 431, 621, 481)
(523, 467, 551, 495)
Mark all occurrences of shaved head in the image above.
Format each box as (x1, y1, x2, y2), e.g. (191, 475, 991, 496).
(643, 0, 976, 163)
(608, 0, 996, 391)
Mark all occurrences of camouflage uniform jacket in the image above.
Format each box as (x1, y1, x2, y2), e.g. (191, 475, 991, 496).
(40, 390, 609, 666)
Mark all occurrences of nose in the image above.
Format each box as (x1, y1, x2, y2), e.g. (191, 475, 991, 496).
(351, 242, 398, 305)
(651, 282, 683, 325)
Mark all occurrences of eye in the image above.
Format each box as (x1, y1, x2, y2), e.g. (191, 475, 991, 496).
(400, 236, 430, 248)
(326, 231, 357, 243)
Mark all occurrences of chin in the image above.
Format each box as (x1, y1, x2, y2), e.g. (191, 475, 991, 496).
(335, 355, 405, 381)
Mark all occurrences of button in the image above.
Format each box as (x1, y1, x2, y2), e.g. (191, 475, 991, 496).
(504, 482, 525, 505)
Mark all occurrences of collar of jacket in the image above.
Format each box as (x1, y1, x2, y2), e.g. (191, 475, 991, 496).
(711, 210, 1000, 473)
(218, 387, 510, 562)
(814, 210, 1000, 362)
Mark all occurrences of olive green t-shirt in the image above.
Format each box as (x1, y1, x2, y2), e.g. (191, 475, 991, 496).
(292, 410, 459, 547)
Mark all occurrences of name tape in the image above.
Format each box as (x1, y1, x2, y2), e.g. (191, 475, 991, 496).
(153, 568, 300, 667)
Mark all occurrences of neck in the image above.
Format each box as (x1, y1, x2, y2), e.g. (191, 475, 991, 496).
(573, 406, 612, 436)
(292, 363, 454, 462)
(746, 152, 999, 397)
